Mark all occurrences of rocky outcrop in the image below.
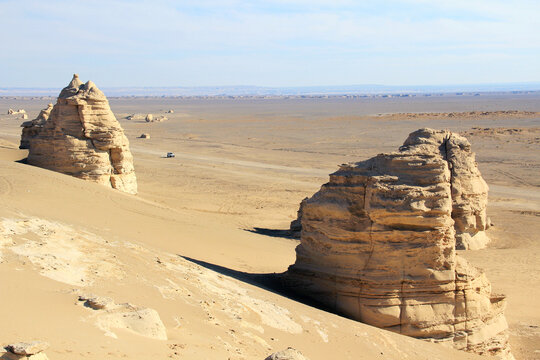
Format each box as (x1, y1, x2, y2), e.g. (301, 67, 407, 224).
(77, 294, 167, 340)
(19, 103, 53, 149)
(146, 114, 167, 123)
(290, 129, 490, 250)
(4, 341, 49, 360)
(286, 128, 510, 358)
(289, 198, 307, 238)
(265, 348, 309, 360)
(439, 133, 491, 250)
(7, 109, 26, 115)
(26, 74, 137, 194)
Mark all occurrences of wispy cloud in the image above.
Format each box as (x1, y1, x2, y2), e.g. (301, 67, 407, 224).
(0, 0, 538, 86)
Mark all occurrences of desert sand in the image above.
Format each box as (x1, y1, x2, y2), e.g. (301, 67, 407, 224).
(0, 93, 539, 359)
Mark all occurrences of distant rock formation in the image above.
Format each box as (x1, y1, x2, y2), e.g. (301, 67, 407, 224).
(26, 74, 137, 194)
(19, 103, 53, 149)
(145, 114, 167, 123)
(7, 109, 26, 115)
(290, 129, 490, 250)
(286, 128, 510, 358)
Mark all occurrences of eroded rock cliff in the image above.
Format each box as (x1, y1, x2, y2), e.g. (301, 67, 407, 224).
(26, 74, 137, 194)
(286, 128, 510, 358)
(290, 128, 490, 249)
(19, 103, 53, 149)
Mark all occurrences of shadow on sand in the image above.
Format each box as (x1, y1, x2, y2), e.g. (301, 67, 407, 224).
(243, 227, 298, 240)
(180, 255, 333, 313)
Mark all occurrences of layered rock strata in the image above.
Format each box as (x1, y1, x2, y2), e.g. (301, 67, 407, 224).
(286, 128, 510, 358)
(19, 103, 53, 149)
(26, 74, 137, 194)
(290, 129, 490, 249)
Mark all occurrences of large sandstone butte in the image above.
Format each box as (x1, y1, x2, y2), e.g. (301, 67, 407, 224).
(290, 128, 491, 250)
(26, 74, 137, 194)
(286, 128, 511, 358)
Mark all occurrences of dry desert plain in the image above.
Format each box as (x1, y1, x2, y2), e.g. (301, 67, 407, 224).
(0, 93, 539, 359)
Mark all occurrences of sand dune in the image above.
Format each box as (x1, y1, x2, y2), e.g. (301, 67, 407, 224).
(0, 94, 538, 359)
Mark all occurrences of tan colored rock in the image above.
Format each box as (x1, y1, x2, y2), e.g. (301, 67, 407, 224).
(78, 294, 115, 310)
(167, 109, 174, 113)
(26, 74, 137, 194)
(2, 352, 49, 360)
(145, 114, 167, 123)
(286, 128, 511, 358)
(265, 348, 308, 360)
(6, 341, 49, 356)
(19, 103, 53, 149)
(290, 129, 490, 250)
(21, 114, 28, 120)
(77, 294, 167, 340)
(7, 109, 26, 115)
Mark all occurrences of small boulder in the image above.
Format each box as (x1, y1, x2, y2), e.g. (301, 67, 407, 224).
(78, 294, 115, 310)
(139, 133, 150, 139)
(265, 348, 308, 360)
(167, 109, 174, 113)
(21, 114, 28, 119)
(145, 114, 153, 122)
(5, 341, 49, 356)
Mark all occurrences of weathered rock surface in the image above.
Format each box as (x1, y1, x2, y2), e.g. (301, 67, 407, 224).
(286, 128, 511, 358)
(77, 294, 168, 340)
(289, 198, 307, 238)
(7, 109, 26, 115)
(265, 347, 309, 360)
(2, 352, 49, 360)
(145, 114, 167, 123)
(5, 341, 49, 356)
(19, 103, 53, 149)
(290, 129, 490, 249)
(26, 74, 137, 194)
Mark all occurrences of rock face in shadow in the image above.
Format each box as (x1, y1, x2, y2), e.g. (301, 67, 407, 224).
(19, 103, 53, 149)
(26, 74, 137, 194)
(286, 128, 510, 358)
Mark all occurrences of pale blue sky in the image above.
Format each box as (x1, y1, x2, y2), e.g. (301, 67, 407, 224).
(1, 0, 539, 87)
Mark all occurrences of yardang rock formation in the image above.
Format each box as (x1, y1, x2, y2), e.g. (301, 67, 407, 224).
(19, 103, 53, 149)
(286, 128, 510, 358)
(25, 74, 137, 194)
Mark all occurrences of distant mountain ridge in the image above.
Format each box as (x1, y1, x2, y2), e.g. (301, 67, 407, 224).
(1, 82, 539, 97)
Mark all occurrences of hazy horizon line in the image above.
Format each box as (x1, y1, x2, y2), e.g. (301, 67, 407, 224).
(1, 81, 539, 97)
